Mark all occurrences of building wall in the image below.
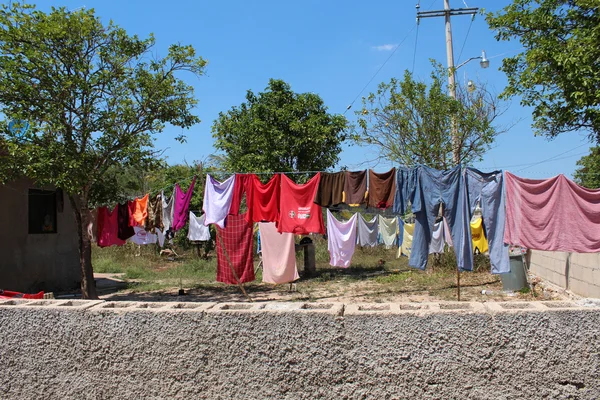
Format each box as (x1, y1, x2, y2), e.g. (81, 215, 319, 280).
(0, 300, 599, 399)
(0, 178, 80, 292)
(529, 250, 600, 298)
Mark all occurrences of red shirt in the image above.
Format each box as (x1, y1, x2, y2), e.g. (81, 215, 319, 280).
(278, 173, 325, 235)
(249, 174, 280, 223)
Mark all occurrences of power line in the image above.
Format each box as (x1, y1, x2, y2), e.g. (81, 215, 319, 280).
(514, 143, 589, 173)
(456, 15, 474, 64)
(343, 0, 437, 115)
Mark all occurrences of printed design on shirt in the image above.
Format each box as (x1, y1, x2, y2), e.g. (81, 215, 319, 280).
(297, 207, 311, 219)
(288, 210, 296, 219)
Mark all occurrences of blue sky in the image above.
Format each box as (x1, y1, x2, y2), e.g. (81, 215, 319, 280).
(35, 0, 594, 178)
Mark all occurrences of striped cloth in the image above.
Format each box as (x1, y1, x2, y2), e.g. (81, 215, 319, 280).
(216, 213, 255, 285)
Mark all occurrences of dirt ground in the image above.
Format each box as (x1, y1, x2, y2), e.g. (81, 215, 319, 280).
(99, 269, 566, 304)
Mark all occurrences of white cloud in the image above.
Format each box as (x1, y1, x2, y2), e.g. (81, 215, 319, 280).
(372, 44, 397, 51)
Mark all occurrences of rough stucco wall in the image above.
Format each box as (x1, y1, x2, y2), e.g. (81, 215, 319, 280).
(0, 179, 80, 292)
(1, 300, 599, 399)
(529, 250, 600, 298)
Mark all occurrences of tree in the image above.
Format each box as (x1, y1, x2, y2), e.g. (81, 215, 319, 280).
(0, 4, 206, 298)
(212, 79, 348, 175)
(486, 0, 600, 141)
(573, 147, 600, 189)
(352, 65, 505, 170)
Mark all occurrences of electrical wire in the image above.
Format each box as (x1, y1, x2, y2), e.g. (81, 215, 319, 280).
(343, 0, 437, 115)
(456, 16, 474, 65)
(411, 22, 420, 74)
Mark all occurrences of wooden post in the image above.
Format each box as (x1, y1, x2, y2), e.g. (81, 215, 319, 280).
(303, 243, 316, 277)
(457, 269, 461, 301)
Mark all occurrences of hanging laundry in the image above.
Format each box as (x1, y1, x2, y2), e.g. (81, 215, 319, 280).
(410, 166, 473, 271)
(203, 174, 235, 228)
(368, 168, 397, 209)
(399, 222, 414, 258)
(229, 173, 254, 216)
(378, 215, 398, 248)
(215, 213, 255, 284)
(145, 194, 163, 232)
(393, 166, 417, 214)
(249, 174, 280, 223)
(314, 171, 346, 207)
(278, 173, 325, 235)
(326, 210, 358, 268)
(97, 205, 126, 247)
(429, 218, 453, 254)
(464, 168, 509, 274)
(188, 212, 211, 241)
(343, 170, 367, 206)
(356, 213, 379, 247)
(162, 190, 175, 231)
(129, 226, 157, 245)
(117, 202, 135, 241)
(128, 194, 149, 227)
(172, 176, 196, 232)
(155, 228, 166, 248)
(504, 172, 600, 253)
(470, 217, 489, 254)
(259, 222, 299, 284)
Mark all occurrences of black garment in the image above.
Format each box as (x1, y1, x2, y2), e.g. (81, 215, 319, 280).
(117, 202, 135, 240)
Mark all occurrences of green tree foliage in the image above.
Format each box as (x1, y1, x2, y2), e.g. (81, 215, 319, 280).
(574, 147, 600, 189)
(353, 65, 505, 170)
(0, 3, 206, 298)
(212, 79, 348, 175)
(486, 0, 600, 141)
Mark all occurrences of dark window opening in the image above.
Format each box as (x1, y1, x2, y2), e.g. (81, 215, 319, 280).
(28, 189, 57, 234)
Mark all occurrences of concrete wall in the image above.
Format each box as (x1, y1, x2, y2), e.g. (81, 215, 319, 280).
(0, 179, 80, 292)
(1, 299, 599, 399)
(529, 250, 600, 298)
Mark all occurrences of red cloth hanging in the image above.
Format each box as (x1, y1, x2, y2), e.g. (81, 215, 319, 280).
(278, 173, 325, 235)
(97, 205, 126, 247)
(249, 174, 280, 223)
(229, 173, 254, 216)
(216, 213, 255, 285)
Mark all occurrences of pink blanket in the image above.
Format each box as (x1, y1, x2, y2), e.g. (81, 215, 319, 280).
(504, 171, 600, 252)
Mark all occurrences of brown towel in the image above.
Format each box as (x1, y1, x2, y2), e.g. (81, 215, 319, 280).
(314, 172, 346, 207)
(343, 170, 367, 206)
(367, 168, 396, 209)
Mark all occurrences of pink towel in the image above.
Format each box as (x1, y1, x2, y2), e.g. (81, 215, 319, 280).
(259, 222, 299, 284)
(504, 171, 600, 252)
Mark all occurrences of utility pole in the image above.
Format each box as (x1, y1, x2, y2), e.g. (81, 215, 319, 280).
(417, 1, 478, 166)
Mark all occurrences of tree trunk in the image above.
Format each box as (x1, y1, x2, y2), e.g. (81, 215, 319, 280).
(69, 194, 99, 299)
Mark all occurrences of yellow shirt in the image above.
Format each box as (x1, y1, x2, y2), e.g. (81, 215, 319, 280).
(470, 217, 489, 254)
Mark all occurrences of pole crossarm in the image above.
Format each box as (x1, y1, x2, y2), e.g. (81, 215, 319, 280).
(417, 8, 478, 19)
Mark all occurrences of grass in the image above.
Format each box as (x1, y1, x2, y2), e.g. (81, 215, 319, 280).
(92, 238, 524, 303)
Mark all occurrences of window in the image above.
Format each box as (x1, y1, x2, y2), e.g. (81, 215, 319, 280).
(28, 189, 57, 234)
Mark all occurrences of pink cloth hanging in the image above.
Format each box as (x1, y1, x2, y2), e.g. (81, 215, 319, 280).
(504, 171, 600, 252)
(172, 176, 197, 232)
(259, 222, 299, 284)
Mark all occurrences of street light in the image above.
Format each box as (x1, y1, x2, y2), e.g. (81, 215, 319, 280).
(455, 50, 490, 70)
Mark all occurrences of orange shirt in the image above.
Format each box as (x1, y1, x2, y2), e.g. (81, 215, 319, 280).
(128, 194, 149, 227)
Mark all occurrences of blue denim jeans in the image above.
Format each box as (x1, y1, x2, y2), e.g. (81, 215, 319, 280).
(410, 166, 473, 271)
(464, 168, 510, 274)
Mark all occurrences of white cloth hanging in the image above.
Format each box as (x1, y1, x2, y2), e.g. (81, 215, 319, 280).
(356, 213, 379, 247)
(326, 210, 358, 268)
(129, 226, 157, 246)
(378, 215, 398, 248)
(188, 212, 211, 241)
(203, 174, 235, 228)
(161, 190, 175, 231)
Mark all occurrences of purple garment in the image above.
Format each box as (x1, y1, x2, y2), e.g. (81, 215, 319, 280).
(172, 176, 197, 232)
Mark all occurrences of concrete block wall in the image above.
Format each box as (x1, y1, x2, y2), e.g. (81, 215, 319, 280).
(1, 299, 600, 399)
(529, 250, 600, 298)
